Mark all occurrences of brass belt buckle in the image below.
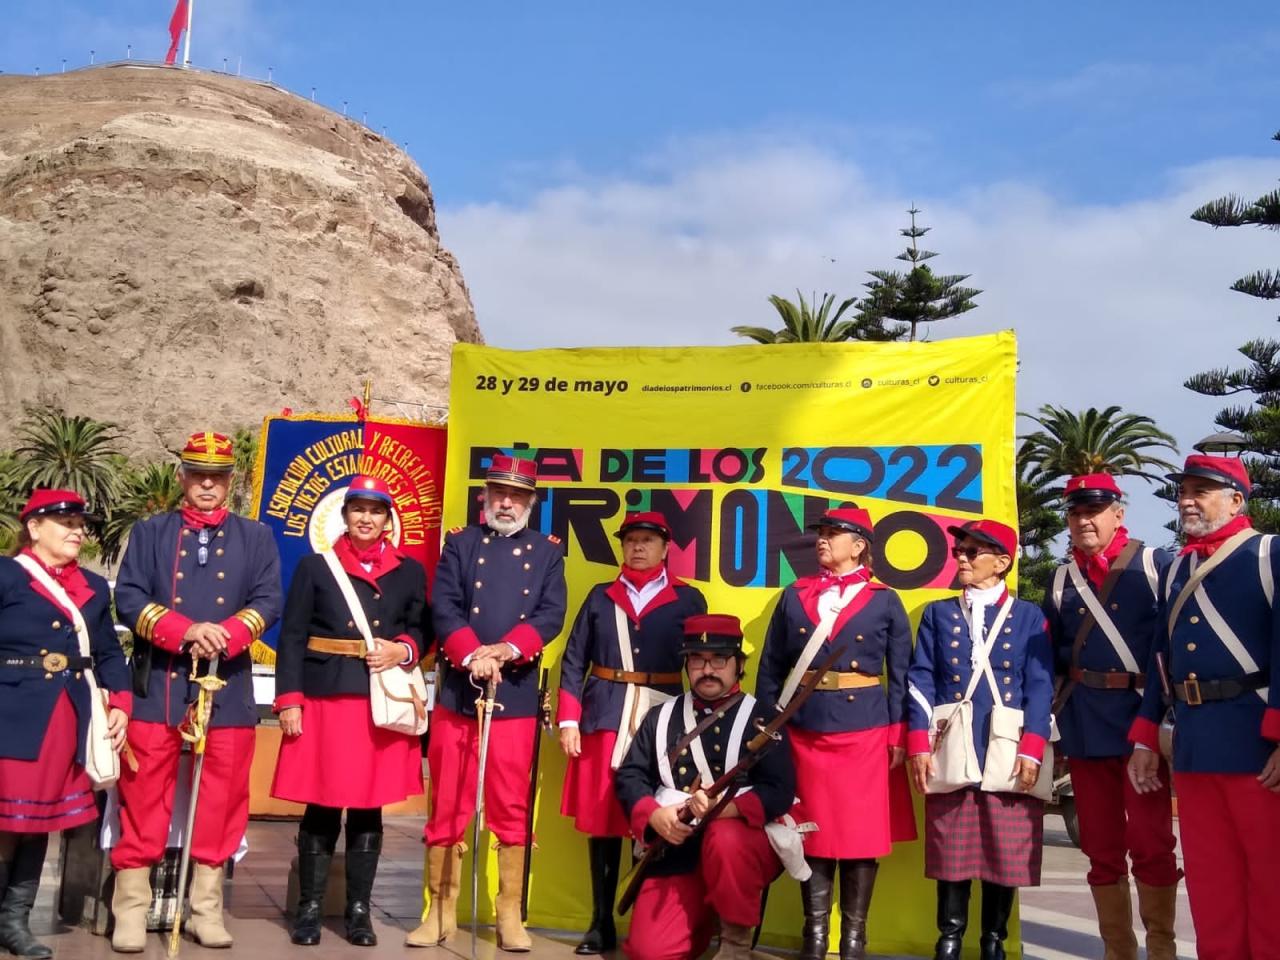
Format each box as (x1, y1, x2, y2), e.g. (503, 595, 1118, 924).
(612, 669, 625, 681)
(819, 671, 837, 690)
(1183, 677, 1202, 706)
(42, 652, 68, 672)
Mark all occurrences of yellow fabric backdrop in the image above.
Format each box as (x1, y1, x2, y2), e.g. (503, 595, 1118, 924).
(441, 333, 1020, 957)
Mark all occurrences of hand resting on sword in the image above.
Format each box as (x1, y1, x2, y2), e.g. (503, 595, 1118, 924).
(184, 622, 230, 658)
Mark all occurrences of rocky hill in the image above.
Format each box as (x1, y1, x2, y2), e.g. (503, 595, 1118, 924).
(0, 64, 479, 457)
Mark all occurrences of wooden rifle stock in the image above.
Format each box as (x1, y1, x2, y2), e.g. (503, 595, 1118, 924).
(616, 643, 847, 914)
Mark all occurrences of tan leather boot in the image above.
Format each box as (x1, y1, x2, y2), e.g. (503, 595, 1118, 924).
(109, 867, 152, 953)
(1134, 880, 1178, 960)
(1089, 881, 1137, 960)
(406, 843, 464, 947)
(712, 922, 755, 960)
(184, 863, 233, 948)
(495, 844, 532, 952)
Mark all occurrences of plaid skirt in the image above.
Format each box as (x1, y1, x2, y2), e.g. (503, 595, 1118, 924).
(924, 787, 1043, 887)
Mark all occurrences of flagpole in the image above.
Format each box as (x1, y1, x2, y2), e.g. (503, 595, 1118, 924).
(183, 0, 194, 67)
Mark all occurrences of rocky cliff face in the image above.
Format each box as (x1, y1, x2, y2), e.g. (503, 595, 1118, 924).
(0, 64, 479, 457)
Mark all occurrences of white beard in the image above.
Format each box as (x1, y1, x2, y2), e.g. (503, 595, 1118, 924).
(485, 494, 532, 536)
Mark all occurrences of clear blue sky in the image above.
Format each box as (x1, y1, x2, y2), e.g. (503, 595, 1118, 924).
(5, 2, 1278, 208)
(4, 2, 1279, 545)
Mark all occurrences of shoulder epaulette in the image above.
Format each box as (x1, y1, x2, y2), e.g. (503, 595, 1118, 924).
(449, 526, 465, 535)
(547, 534, 562, 545)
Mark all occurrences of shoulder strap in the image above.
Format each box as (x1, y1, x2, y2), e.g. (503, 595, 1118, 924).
(666, 691, 745, 766)
(961, 596, 1014, 703)
(1141, 548, 1159, 599)
(776, 581, 867, 709)
(1259, 536, 1275, 607)
(14, 555, 91, 658)
(1051, 564, 1068, 613)
(1065, 540, 1144, 675)
(723, 693, 757, 769)
(1167, 528, 1258, 636)
(655, 697, 680, 789)
(320, 550, 375, 651)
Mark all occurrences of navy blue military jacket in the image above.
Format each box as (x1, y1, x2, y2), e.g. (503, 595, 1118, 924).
(273, 551, 430, 707)
(115, 511, 282, 728)
(906, 594, 1055, 769)
(614, 691, 795, 877)
(434, 524, 567, 719)
(756, 581, 911, 737)
(1045, 543, 1171, 758)
(557, 577, 706, 734)
(1132, 532, 1280, 774)
(0, 559, 131, 763)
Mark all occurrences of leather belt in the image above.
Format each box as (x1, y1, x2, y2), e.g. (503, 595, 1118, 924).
(2, 653, 93, 672)
(590, 665, 683, 685)
(306, 636, 366, 658)
(801, 669, 881, 691)
(1069, 667, 1145, 691)
(1174, 672, 1266, 706)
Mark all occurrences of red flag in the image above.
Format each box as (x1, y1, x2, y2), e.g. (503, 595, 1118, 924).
(165, 0, 189, 65)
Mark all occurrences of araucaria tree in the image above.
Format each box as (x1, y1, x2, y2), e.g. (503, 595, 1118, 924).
(854, 206, 981, 341)
(1184, 128, 1280, 530)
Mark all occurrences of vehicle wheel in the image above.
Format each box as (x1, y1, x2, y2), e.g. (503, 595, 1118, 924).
(1061, 798, 1081, 848)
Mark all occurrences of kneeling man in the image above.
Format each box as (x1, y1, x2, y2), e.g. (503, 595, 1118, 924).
(615, 614, 795, 960)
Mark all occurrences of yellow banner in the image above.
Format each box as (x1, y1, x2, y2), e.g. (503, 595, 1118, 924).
(443, 334, 1019, 955)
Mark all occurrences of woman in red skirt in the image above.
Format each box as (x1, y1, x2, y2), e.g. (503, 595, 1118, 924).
(556, 512, 705, 953)
(906, 519, 1054, 960)
(0, 489, 130, 959)
(271, 476, 428, 947)
(756, 506, 915, 960)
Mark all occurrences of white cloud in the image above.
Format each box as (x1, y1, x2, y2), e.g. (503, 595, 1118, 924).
(438, 140, 1279, 544)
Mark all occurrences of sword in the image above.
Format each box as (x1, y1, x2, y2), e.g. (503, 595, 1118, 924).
(520, 669, 552, 922)
(471, 676, 502, 960)
(167, 654, 227, 958)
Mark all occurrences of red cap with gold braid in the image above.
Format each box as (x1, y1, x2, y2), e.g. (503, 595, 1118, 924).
(179, 431, 235, 472)
(486, 454, 538, 491)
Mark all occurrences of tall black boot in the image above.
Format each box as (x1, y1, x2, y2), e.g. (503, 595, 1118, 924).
(0, 834, 53, 959)
(290, 831, 334, 946)
(933, 879, 971, 960)
(575, 837, 621, 954)
(344, 832, 382, 947)
(978, 882, 1015, 960)
(798, 857, 835, 960)
(837, 859, 878, 960)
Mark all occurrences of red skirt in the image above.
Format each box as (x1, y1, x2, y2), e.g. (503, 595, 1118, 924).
(271, 694, 424, 809)
(0, 692, 97, 834)
(924, 787, 1043, 887)
(790, 725, 917, 858)
(560, 730, 630, 837)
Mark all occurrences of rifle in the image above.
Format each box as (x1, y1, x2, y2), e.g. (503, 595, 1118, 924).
(616, 643, 846, 915)
(520, 668, 551, 922)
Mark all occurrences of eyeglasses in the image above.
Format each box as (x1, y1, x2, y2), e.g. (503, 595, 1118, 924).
(950, 544, 996, 561)
(687, 654, 732, 670)
(197, 528, 210, 567)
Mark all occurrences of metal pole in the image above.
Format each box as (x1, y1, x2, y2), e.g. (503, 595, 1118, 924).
(183, 0, 194, 68)
(89, 49, 95, 64)
(127, 44, 132, 59)
(61, 59, 66, 72)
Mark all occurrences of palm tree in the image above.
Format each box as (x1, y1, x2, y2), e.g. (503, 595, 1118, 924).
(1015, 444, 1067, 604)
(732, 291, 907, 344)
(100, 462, 184, 565)
(230, 426, 258, 515)
(0, 453, 25, 554)
(11, 408, 125, 513)
(1018, 405, 1179, 487)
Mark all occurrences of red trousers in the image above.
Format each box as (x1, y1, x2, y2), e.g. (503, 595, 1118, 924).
(1069, 756, 1178, 887)
(111, 720, 255, 869)
(625, 819, 781, 960)
(424, 705, 537, 847)
(1175, 771, 1280, 960)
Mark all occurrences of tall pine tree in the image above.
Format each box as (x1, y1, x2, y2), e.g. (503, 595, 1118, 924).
(855, 206, 981, 341)
(1184, 129, 1280, 531)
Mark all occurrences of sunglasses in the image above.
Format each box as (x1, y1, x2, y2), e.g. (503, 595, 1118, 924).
(950, 544, 997, 561)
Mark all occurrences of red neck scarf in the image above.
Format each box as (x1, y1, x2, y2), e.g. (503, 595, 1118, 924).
(1072, 526, 1130, 591)
(334, 532, 400, 588)
(20, 547, 95, 610)
(1181, 514, 1253, 558)
(619, 563, 665, 590)
(797, 565, 870, 613)
(181, 505, 229, 530)
(693, 682, 743, 711)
